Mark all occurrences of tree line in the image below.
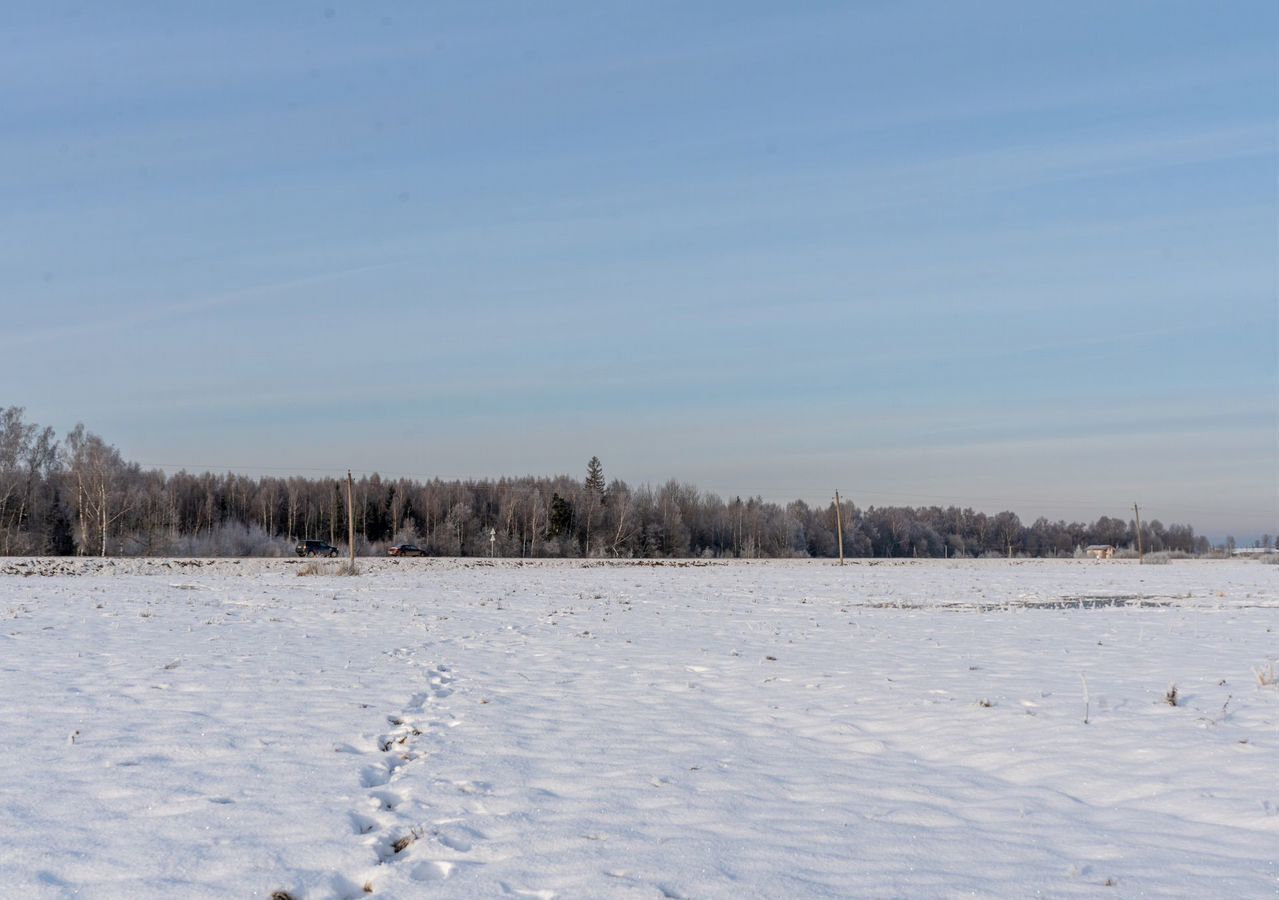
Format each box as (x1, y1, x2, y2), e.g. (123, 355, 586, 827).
(0, 406, 1215, 559)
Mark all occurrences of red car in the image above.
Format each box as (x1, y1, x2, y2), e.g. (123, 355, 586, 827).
(387, 543, 427, 557)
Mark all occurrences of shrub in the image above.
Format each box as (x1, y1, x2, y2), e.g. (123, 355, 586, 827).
(296, 560, 361, 577)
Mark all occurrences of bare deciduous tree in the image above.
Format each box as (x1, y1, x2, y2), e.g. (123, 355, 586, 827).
(63, 425, 135, 557)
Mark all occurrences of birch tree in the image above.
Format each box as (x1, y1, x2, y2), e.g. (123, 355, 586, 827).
(0, 407, 55, 553)
(62, 424, 134, 556)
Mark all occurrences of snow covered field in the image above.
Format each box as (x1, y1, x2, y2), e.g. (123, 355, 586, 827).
(0, 558, 1275, 899)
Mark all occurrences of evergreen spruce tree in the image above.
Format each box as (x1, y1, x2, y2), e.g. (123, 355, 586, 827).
(548, 493, 573, 536)
(582, 456, 607, 557)
(42, 486, 76, 556)
(585, 456, 606, 500)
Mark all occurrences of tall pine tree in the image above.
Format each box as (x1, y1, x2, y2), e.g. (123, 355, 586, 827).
(582, 457, 606, 557)
(585, 456, 605, 500)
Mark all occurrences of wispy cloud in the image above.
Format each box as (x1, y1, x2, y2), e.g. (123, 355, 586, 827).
(0, 259, 404, 349)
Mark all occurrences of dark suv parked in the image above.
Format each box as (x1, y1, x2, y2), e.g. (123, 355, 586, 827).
(296, 540, 339, 557)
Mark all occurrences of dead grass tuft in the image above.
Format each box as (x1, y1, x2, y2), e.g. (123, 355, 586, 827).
(295, 560, 362, 577)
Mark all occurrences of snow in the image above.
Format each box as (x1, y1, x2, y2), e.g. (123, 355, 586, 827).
(0, 558, 1275, 898)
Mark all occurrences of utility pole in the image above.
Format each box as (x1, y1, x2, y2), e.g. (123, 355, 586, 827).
(1133, 502, 1144, 563)
(834, 490, 845, 566)
(347, 470, 356, 566)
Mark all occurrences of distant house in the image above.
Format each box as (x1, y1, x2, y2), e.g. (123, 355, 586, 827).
(1085, 544, 1115, 559)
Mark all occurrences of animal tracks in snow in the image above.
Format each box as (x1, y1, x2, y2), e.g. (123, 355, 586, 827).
(340, 659, 507, 894)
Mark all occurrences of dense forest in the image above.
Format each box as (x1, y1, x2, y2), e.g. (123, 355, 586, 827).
(0, 406, 1219, 559)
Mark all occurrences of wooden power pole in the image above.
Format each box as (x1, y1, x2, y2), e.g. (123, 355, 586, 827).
(1133, 502, 1143, 563)
(834, 490, 845, 566)
(347, 470, 356, 566)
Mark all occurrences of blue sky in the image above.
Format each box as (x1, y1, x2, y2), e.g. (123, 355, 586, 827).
(2, 2, 1274, 538)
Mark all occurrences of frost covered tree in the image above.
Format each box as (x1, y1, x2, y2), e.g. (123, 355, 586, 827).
(0, 409, 1220, 560)
(0, 407, 57, 554)
(993, 511, 1022, 558)
(62, 425, 136, 556)
(601, 479, 636, 557)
